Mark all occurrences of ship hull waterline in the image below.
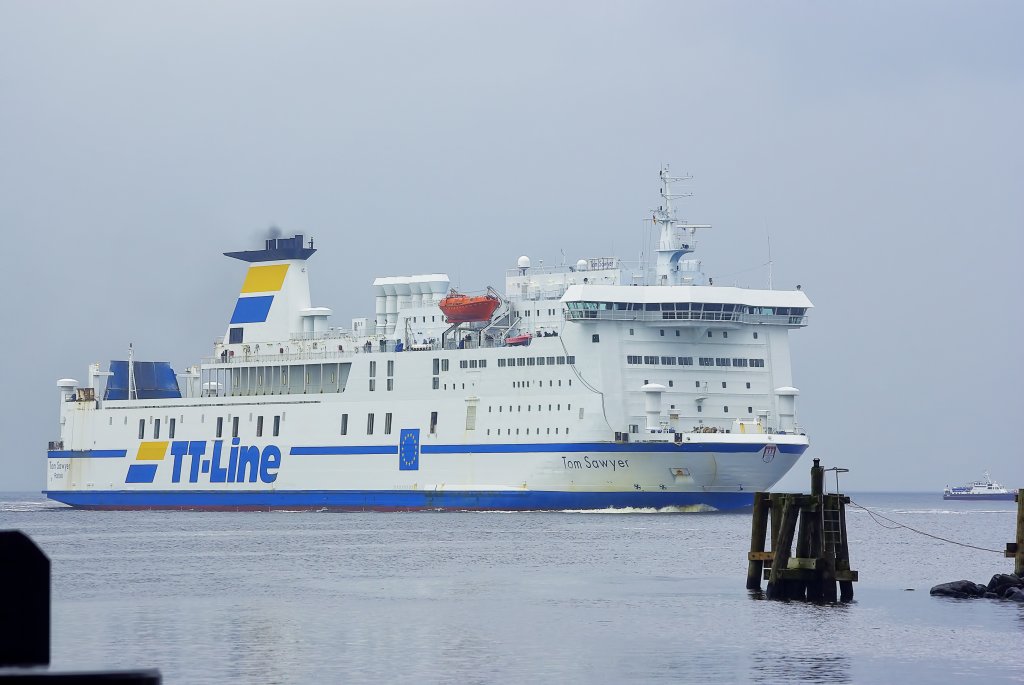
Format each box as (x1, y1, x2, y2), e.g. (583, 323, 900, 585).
(45, 442, 805, 511)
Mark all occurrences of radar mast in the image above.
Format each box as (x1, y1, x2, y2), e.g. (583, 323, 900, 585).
(652, 165, 711, 286)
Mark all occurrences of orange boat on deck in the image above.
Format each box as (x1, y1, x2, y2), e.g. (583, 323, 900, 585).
(439, 289, 501, 323)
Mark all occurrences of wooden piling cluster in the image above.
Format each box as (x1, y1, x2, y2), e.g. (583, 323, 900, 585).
(1005, 489, 1024, 576)
(746, 458, 858, 601)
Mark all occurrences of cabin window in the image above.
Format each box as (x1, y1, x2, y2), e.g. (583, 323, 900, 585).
(367, 413, 375, 435)
(746, 382, 751, 389)
(387, 360, 394, 376)
(707, 331, 713, 338)
(433, 358, 440, 374)
(753, 332, 759, 339)
(341, 414, 348, 435)
(256, 416, 263, 437)
(169, 418, 176, 439)
(442, 359, 449, 371)
(432, 377, 439, 389)
(216, 417, 224, 438)
(273, 415, 280, 437)
(232, 416, 239, 438)
(387, 379, 394, 391)
(153, 418, 161, 439)
(229, 327, 243, 344)
(748, 407, 753, 414)
(138, 419, 145, 440)
(369, 379, 376, 391)
(724, 406, 729, 413)
(429, 411, 438, 435)
(722, 382, 727, 388)
(592, 334, 600, 343)
(385, 412, 393, 435)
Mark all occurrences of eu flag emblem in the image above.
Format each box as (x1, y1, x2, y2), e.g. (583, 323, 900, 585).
(399, 428, 420, 471)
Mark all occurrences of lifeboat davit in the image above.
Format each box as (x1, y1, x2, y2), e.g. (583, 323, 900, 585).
(439, 289, 501, 324)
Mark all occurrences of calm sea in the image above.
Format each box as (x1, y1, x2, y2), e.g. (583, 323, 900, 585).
(2, 492, 1021, 684)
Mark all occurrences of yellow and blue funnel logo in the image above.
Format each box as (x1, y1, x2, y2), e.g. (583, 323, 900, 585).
(230, 264, 289, 324)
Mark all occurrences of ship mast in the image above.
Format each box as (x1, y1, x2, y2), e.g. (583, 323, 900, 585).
(652, 164, 711, 286)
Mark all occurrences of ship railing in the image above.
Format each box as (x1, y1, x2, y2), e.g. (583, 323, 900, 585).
(564, 309, 807, 326)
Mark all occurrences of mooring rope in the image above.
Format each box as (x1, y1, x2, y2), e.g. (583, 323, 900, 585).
(847, 498, 1004, 554)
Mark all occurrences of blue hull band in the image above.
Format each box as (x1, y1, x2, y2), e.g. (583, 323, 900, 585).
(47, 450, 127, 459)
(288, 442, 808, 457)
(43, 489, 755, 511)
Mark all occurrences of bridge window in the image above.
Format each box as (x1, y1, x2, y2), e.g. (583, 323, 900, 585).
(699, 357, 714, 367)
(715, 358, 731, 367)
(661, 356, 676, 365)
(680, 357, 693, 366)
(627, 355, 641, 364)
(733, 358, 749, 367)
(229, 327, 243, 344)
(750, 359, 766, 368)
(644, 356, 659, 364)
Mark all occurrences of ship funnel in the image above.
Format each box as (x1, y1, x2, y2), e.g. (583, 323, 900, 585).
(221, 233, 316, 347)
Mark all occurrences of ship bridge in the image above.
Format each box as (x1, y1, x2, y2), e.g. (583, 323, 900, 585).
(561, 284, 812, 327)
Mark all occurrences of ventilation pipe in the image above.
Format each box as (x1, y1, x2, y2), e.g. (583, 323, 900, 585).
(641, 383, 667, 431)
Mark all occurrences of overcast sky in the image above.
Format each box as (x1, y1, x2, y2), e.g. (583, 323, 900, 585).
(1, 1, 1020, 492)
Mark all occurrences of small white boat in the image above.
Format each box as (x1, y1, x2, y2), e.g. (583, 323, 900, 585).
(943, 472, 1016, 501)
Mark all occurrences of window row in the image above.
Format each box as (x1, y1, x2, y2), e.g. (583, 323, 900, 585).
(498, 355, 575, 367)
(629, 356, 765, 368)
(139, 414, 282, 440)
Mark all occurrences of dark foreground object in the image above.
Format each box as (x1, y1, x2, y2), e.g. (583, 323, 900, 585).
(0, 531, 160, 683)
(930, 573, 1024, 601)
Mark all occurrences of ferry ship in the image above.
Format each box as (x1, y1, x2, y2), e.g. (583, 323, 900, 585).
(943, 473, 1015, 501)
(45, 167, 813, 511)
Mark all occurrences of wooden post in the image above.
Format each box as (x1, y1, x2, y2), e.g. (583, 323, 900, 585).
(766, 495, 799, 600)
(837, 497, 854, 602)
(808, 459, 826, 601)
(747, 491, 770, 590)
(1016, 490, 1024, 576)
(769, 493, 783, 552)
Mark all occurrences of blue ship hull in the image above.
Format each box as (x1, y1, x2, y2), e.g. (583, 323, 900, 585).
(43, 489, 755, 511)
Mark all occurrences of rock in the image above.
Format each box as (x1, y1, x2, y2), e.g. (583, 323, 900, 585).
(987, 573, 1024, 593)
(984, 592, 1000, 599)
(1005, 587, 1024, 603)
(930, 580, 986, 598)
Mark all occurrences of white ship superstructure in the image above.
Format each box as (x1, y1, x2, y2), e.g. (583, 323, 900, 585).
(46, 168, 812, 510)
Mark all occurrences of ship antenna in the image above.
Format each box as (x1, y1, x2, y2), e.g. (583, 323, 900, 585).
(128, 342, 137, 401)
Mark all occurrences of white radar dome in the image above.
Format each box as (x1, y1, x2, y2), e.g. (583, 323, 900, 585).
(576, 259, 588, 271)
(517, 255, 531, 269)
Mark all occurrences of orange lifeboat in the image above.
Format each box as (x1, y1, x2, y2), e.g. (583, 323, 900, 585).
(439, 289, 501, 323)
